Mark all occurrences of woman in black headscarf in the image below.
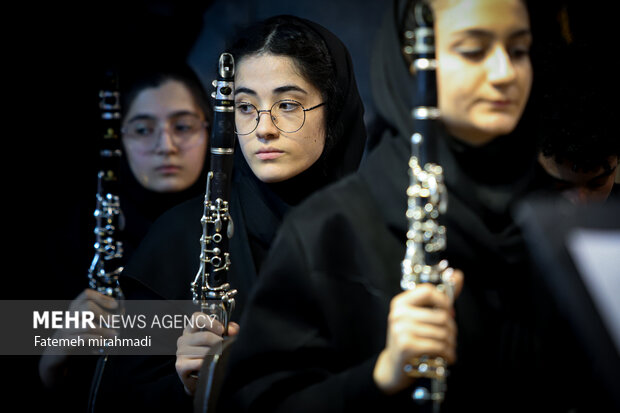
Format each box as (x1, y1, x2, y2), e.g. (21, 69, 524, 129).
(217, 1, 611, 412)
(91, 14, 367, 411)
(38, 62, 213, 410)
(117, 63, 213, 261)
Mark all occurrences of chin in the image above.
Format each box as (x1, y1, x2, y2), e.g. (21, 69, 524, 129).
(475, 116, 520, 139)
(255, 173, 289, 184)
(150, 179, 192, 193)
(253, 167, 297, 184)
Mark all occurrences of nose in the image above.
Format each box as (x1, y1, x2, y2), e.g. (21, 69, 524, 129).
(154, 127, 179, 154)
(486, 45, 516, 85)
(254, 110, 279, 141)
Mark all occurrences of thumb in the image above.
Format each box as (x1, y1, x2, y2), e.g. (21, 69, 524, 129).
(451, 269, 464, 299)
(227, 322, 240, 337)
(443, 268, 464, 301)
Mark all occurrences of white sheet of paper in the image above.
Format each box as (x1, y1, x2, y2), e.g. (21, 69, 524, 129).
(566, 228, 620, 354)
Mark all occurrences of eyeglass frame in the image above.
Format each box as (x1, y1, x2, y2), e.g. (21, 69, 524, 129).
(121, 113, 208, 151)
(234, 99, 326, 136)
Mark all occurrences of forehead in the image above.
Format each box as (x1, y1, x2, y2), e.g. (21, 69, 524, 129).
(127, 80, 199, 117)
(434, 0, 530, 38)
(235, 54, 319, 98)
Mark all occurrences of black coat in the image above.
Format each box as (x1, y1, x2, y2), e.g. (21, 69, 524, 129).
(220, 129, 611, 412)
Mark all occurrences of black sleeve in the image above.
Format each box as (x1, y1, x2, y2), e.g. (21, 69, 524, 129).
(220, 217, 414, 413)
(93, 355, 193, 412)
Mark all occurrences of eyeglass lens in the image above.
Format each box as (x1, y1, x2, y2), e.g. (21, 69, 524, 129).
(123, 114, 205, 149)
(235, 100, 306, 135)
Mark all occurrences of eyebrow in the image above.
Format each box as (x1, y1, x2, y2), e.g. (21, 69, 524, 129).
(235, 85, 308, 97)
(452, 28, 532, 41)
(274, 85, 308, 95)
(126, 110, 198, 123)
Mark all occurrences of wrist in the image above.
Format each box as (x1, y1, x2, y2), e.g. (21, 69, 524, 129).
(373, 350, 407, 395)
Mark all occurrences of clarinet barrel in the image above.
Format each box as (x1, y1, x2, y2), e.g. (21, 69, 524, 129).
(400, 1, 453, 410)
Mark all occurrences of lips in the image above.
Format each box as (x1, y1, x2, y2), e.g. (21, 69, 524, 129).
(156, 165, 182, 174)
(482, 94, 517, 109)
(256, 147, 284, 160)
(489, 99, 513, 108)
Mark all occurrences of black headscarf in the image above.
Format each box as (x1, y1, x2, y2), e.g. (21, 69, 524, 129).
(368, 0, 541, 232)
(360, 2, 581, 408)
(92, 16, 367, 412)
(120, 15, 367, 312)
(46, 63, 212, 301)
(230, 14, 368, 205)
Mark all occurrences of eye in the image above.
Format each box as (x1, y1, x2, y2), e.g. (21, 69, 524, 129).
(276, 100, 301, 112)
(508, 45, 530, 60)
(172, 122, 194, 134)
(453, 37, 489, 61)
(171, 115, 201, 135)
(460, 48, 485, 59)
(508, 35, 532, 60)
(235, 102, 255, 115)
(129, 122, 155, 137)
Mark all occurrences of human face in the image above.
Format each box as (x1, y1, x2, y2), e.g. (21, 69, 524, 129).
(234, 54, 326, 183)
(434, 0, 533, 145)
(538, 153, 618, 204)
(122, 80, 208, 193)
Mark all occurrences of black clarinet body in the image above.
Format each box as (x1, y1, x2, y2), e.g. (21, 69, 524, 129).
(88, 69, 124, 299)
(191, 53, 237, 332)
(400, 1, 453, 411)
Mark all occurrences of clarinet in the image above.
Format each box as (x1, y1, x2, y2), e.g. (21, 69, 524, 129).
(88, 69, 124, 299)
(87, 69, 124, 413)
(400, 1, 453, 411)
(191, 53, 237, 333)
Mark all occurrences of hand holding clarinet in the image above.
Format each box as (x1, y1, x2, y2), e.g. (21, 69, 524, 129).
(374, 1, 464, 409)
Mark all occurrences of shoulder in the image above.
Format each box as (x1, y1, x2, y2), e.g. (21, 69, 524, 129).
(141, 195, 204, 240)
(270, 173, 392, 276)
(284, 173, 377, 234)
(154, 194, 204, 224)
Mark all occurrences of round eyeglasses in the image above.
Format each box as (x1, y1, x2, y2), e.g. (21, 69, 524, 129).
(122, 113, 207, 151)
(234, 99, 325, 135)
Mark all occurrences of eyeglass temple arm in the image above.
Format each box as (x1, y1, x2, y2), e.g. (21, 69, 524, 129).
(303, 102, 326, 112)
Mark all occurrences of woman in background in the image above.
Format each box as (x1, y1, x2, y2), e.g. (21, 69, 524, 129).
(38, 62, 212, 411)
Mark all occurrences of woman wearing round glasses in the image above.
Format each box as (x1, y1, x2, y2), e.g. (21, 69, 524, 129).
(91, 15, 367, 411)
(38, 63, 213, 408)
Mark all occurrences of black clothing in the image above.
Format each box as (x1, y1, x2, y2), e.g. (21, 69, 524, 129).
(39, 60, 213, 412)
(38, 147, 211, 413)
(221, 130, 580, 413)
(92, 15, 368, 412)
(219, 2, 610, 412)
